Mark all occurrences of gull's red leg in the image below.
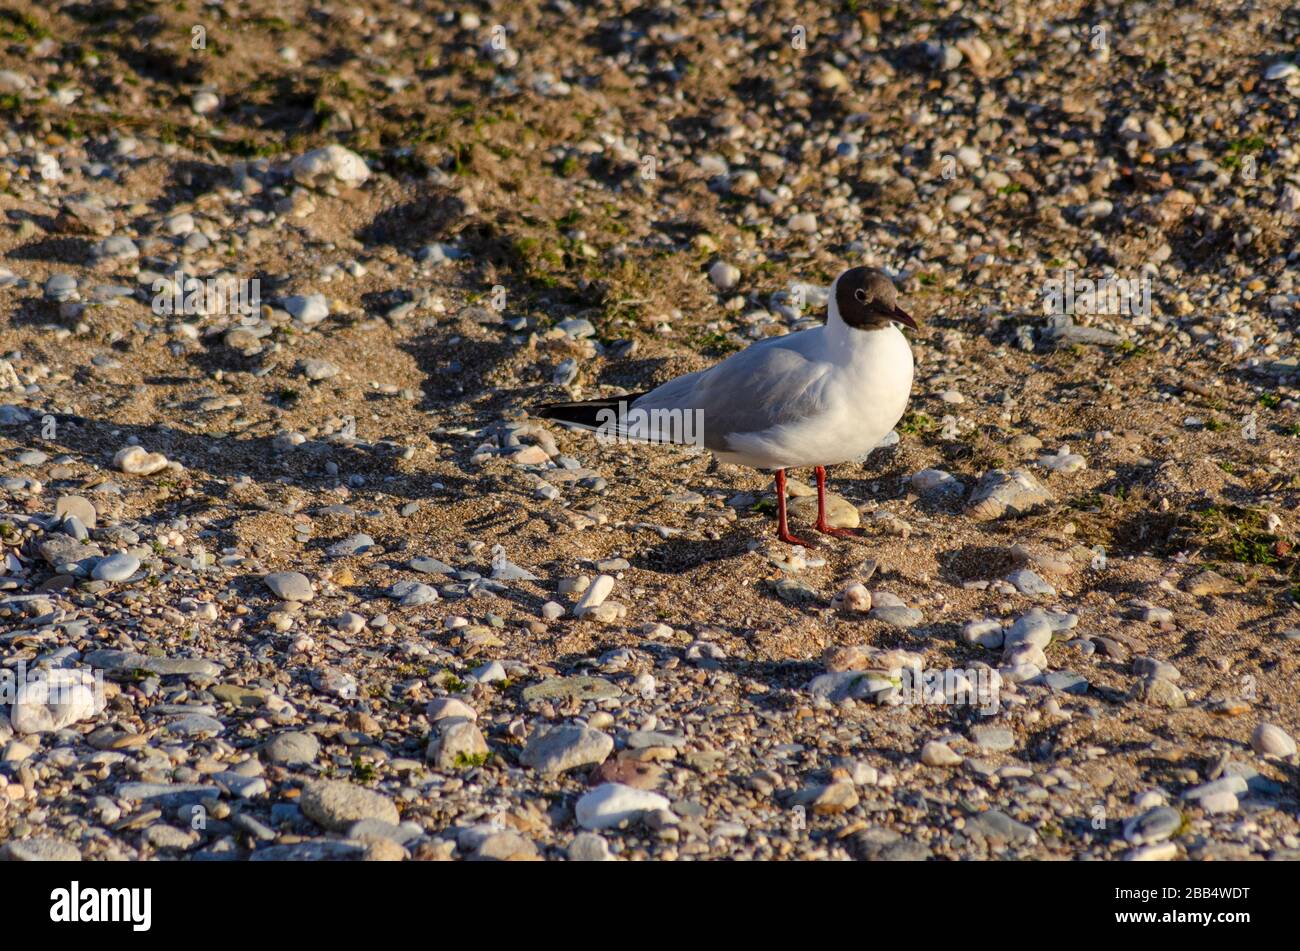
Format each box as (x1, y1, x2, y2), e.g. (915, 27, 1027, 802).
(775, 468, 815, 547)
(814, 465, 862, 538)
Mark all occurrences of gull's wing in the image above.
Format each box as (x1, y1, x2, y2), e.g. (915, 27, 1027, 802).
(631, 330, 832, 451)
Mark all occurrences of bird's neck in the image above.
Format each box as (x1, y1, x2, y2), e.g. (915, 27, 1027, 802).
(823, 301, 904, 355)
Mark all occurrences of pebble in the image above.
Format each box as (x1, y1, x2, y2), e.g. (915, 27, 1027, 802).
(911, 468, 964, 499)
(0, 838, 81, 861)
(1124, 806, 1183, 844)
(830, 583, 872, 613)
(302, 358, 341, 381)
(299, 779, 399, 831)
(264, 571, 314, 601)
(920, 741, 963, 767)
(574, 574, 615, 618)
(968, 810, 1037, 846)
(283, 294, 329, 325)
(1004, 568, 1056, 597)
(290, 145, 371, 189)
(55, 495, 97, 529)
(869, 605, 923, 628)
(91, 552, 140, 582)
(967, 469, 1054, 520)
(575, 783, 671, 830)
(1038, 446, 1087, 474)
(326, 533, 374, 557)
(388, 580, 438, 606)
(264, 732, 320, 765)
(708, 260, 740, 291)
(567, 832, 614, 861)
(1250, 722, 1296, 758)
(114, 446, 171, 475)
(427, 720, 489, 770)
(426, 698, 477, 722)
(520, 725, 613, 774)
(971, 726, 1016, 752)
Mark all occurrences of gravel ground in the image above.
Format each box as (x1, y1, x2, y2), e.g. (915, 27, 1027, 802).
(0, 0, 1298, 862)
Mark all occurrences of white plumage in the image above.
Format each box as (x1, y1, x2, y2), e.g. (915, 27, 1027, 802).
(538, 266, 918, 545)
(630, 286, 914, 469)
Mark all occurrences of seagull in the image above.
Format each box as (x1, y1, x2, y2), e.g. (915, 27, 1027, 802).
(536, 266, 918, 547)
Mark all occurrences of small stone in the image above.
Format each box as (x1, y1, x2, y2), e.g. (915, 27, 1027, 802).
(911, 468, 965, 499)
(787, 212, 818, 233)
(91, 552, 140, 582)
(0, 838, 81, 861)
(326, 533, 374, 558)
(920, 741, 963, 767)
(1037, 446, 1087, 474)
(290, 145, 371, 189)
(426, 698, 477, 722)
(1005, 568, 1056, 597)
(788, 492, 860, 528)
(1136, 677, 1186, 709)
(55, 495, 97, 529)
(522, 676, 621, 703)
(1198, 791, 1239, 814)
(520, 725, 613, 774)
(264, 732, 320, 766)
(1250, 722, 1296, 759)
(1184, 570, 1235, 595)
(567, 832, 614, 861)
(574, 574, 615, 618)
(264, 571, 314, 601)
(191, 91, 220, 114)
(972, 726, 1016, 752)
(302, 358, 340, 381)
(427, 720, 489, 770)
(575, 783, 671, 830)
(830, 583, 872, 613)
(1125, 841, 1179, 861)
(1123, 806, 1182, 845)
(963, 619, 1005, 649)
(472, 830, 539, 862)
(299, 779, 399, 831)
(336, 612, 366, 634)
(11, 673, 98, 734)
(968, 810, 1037, 845)
(114, 445, 170, 475)
(1133, 656, 1181, 682)
(967, 469, 1054, 520)
(489, 545, 539, 581)
(409, 556, 455, 575)
(869, 605, 923, 628)
(283, 294, 329, 325)
(388, 580, 438, 606)
(708, 260, 741, 291)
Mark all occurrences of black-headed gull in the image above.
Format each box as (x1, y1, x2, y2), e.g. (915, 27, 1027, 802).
(537, 266, 918, 546)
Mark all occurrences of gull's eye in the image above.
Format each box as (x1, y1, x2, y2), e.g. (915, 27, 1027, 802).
(854, 288, 871, 304)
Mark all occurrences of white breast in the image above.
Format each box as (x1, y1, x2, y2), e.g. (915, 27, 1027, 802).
(718, 324, 914, 470)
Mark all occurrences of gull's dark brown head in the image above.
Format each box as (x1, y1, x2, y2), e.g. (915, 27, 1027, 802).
(833, 267, 918, 332)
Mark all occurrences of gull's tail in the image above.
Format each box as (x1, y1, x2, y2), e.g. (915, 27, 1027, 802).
(533, 394, 648, 432)
(536, 392, 708, 448)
